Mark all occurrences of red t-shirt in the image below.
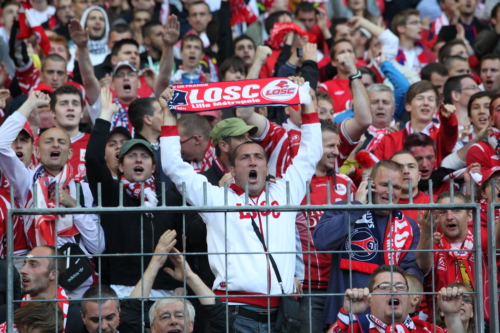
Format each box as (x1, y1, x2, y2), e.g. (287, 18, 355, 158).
(397, 191, 430, 224)
(319, 77, 352, 113)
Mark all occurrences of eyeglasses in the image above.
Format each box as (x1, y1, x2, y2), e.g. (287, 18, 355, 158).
(114, 72, 138, 79)
(180, 136, 196, 145)
(372, 283, 408, 292)
(461, 85, 479, 92)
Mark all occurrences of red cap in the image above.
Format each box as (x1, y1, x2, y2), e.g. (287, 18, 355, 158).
(21, 122, 34, 138)
(32, 83, 54, 94)
(480, 166, 500, 185)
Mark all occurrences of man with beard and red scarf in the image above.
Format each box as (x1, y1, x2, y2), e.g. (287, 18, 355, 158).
(417, 190, 490, 322)
(313, 160, 422, 329)
(0, 91, 104, 299)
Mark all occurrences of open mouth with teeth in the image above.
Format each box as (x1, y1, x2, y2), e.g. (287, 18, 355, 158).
(123, 84, 131, 92)
(486, 80, 493, 87)
(115, 153, 120, 160)
(446, 223, 458, 230)
(167, 330, 182, 333)
(388, 298, 400, 307)
(21, 276, 30, 285)
(375, 111, 386, 117)
(188, 56, 196, 62)
(478, 116, 489, 124)
(134, 166, 144, 174)
(16, 152, 24, 159)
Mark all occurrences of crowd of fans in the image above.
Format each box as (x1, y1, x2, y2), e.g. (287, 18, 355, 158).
(0, 0, 499, 332)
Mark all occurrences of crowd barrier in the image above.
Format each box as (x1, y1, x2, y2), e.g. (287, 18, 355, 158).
(3, 180, 497, 333)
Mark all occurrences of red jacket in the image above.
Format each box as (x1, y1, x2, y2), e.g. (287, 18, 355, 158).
(374, 112, 458, 165)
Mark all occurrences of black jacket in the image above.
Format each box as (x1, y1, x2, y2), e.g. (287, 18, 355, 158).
(85, 119, 185, 290)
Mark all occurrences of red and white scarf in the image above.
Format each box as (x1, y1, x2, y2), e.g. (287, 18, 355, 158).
(436, 231, 476, 289)
(479, 198, 500, 224)
(121, 175, 158, 207)
(384, 212, 414, 266)
(24, 164, 79, 247)
(192, 140, 216, 174)
(369, 314, 415, 333)
(21, 286, 69, 333)
(111, 98, 132, 133)
(0, 322, 18, 333)
(366, 125, 390, 152)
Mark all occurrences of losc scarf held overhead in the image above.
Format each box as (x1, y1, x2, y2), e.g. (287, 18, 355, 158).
(167, 78, 311, 113)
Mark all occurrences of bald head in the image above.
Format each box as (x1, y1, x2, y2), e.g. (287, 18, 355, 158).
(38, 128, 71, 147)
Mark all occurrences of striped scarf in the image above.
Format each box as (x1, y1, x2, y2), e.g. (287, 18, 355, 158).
(24, 164, 79, 247)
(21, 286, 69, 333)
(120, 175, 158, 207)
(110, 98, 133, 133)
(192, 139, 216, 173)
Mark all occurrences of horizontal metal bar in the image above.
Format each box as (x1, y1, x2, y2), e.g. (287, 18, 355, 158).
(9, 202, 479, 215)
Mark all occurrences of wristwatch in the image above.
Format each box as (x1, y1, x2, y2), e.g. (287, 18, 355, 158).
(349, 71, 362, 81)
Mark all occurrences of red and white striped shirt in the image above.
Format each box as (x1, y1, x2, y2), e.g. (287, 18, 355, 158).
(253, 119, 357, 178)
(0, 188, 30, 257)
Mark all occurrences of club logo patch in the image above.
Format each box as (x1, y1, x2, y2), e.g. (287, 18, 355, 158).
(261, 80, 297, 102)
(345, 228, 378, 261)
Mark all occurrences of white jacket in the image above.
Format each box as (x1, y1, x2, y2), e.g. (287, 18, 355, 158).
(161, 113, 322, 305)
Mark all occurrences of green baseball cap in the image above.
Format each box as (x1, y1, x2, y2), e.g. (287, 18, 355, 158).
(118, 139, 154, 159)
(210, 118, 258, 146)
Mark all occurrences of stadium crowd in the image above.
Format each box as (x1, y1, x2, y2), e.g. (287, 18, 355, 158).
(0, 0, 500, 332)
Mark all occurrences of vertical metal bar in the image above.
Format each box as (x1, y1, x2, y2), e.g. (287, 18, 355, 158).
(6, 188, 14, 333)
(473, 205, 484, 332)
(408, 179, 413, 204)
(487, 199, 499, 333)
(97, 183, 102, 207)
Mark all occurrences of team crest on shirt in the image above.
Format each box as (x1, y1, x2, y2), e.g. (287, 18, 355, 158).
(345, 228, 378, 261)
(335, 183, 347, 196)
(437, 256, 446, 271)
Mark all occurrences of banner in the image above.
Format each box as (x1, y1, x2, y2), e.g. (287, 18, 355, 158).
(167, 78, 311, 113)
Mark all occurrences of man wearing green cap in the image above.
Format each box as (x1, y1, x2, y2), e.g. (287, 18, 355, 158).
(85, 88, 185, 308)
(202, 118, 258, 187)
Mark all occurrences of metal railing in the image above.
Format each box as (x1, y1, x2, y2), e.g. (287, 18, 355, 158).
(3, 179, 496, 333)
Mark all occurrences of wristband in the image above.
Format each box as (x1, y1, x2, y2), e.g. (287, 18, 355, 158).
(349, 71, 362, 81)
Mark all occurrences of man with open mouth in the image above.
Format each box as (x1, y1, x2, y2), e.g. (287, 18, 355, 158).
(0, 91, 104, 300)
(417, 190, 491, 322)
(313, 160, 422, 329)
(160, 79, 322, 332)
(85, 87, 185, 328)
(328, 265, 467, 333)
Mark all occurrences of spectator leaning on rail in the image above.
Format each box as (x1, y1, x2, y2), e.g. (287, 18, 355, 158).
(313, 160, 423, 329)
(328, 265, 468, 333)
(0, 91, 104, 299)
(160, 77, 322, 332)
(84, 87, 185, 305)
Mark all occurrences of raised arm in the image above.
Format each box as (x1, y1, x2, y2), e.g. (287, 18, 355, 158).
(165, 248, 215, 304)
(416, 210, 437, 274)
(84, 88, 119, 204)
(159, 87, 222, 208)
(438, 287, 466, 333)
(69, 19, 100, 107)
(246, 45, 272, 80)
(154, 15, 180, 97)
(130, 230, 178, 298)
(0, 91, 50, 205)
(341, 54, 371, 141)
